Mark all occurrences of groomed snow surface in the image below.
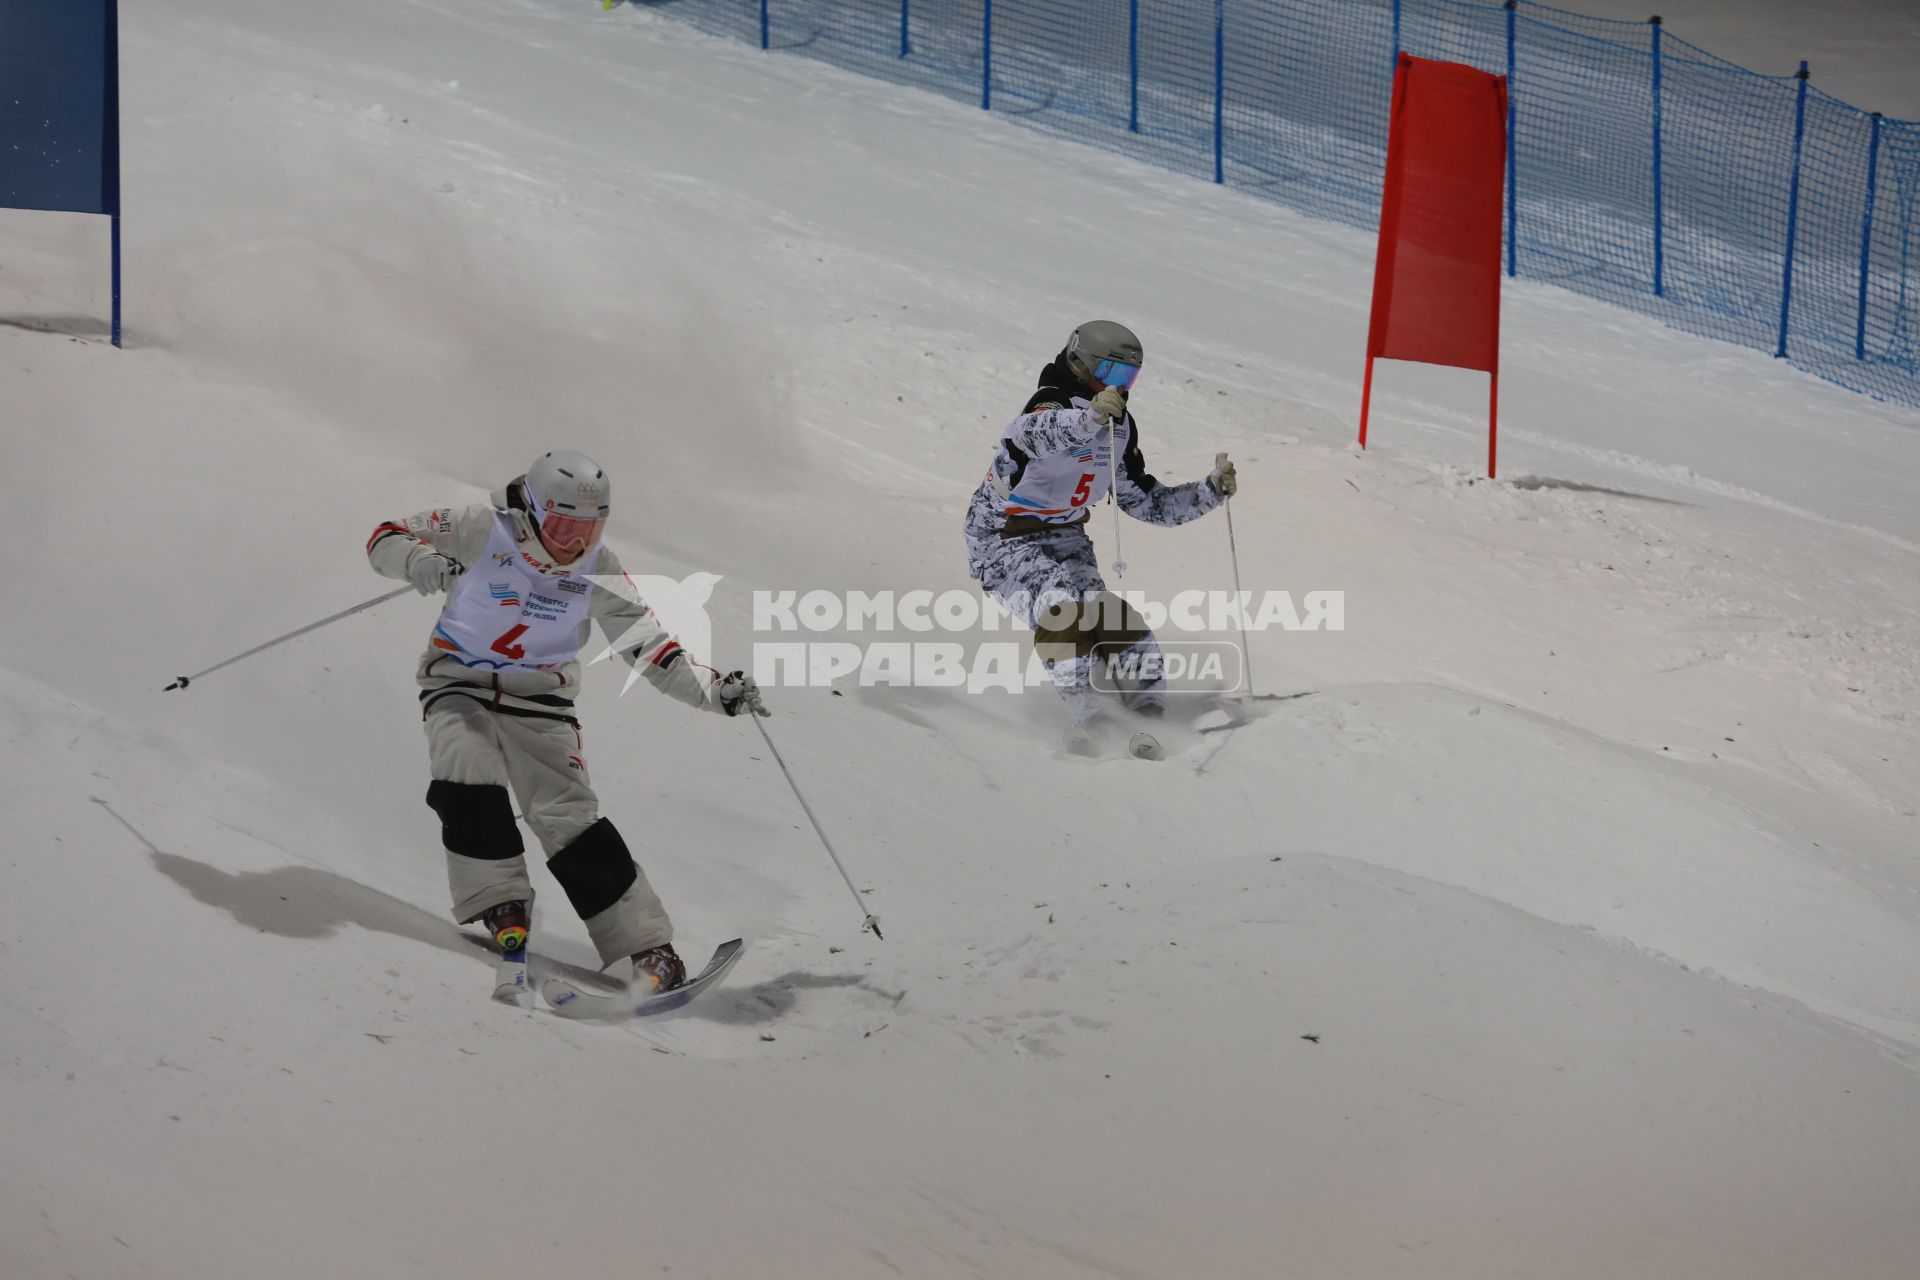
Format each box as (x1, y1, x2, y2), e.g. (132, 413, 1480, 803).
(3, 2, 1918, 1277)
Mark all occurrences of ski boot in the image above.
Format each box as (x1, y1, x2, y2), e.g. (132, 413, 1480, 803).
(484, 900, 530, 953)
(631, 944, 687, 994)
(485, 901, 531, 1004)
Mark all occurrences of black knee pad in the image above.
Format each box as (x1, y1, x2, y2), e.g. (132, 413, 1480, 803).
(1093, 591, 1153, 648)
(1036, 591, 1150, 663)
(425, 781, 525, 860)
(1035, 597, 1097, 662)
(547, 818, 639, 920)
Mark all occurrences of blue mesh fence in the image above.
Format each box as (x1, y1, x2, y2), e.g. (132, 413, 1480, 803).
(645, 0, 1920, 407)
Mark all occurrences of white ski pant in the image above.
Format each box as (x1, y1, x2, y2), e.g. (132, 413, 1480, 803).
(423, 696, 671, 965)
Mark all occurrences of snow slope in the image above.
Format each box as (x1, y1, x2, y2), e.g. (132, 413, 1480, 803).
(3, 2, 1918, 1276)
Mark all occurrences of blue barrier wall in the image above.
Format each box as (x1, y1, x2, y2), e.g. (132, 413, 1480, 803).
(646, 0, 1919, 408)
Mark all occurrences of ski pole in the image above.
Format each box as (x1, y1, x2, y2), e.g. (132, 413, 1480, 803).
(164, 585, 413, 691)
(1107, 415, 1126, 578)
(751, 715, 883, 939)
(1218, 451, 1255, 698)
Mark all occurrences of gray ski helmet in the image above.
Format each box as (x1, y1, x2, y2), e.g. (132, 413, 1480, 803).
(523, 449, 610, 556)
(1065, 320, 1144, 389)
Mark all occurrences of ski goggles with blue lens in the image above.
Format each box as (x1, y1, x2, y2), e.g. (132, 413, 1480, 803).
(1090, 358, 1143, 389)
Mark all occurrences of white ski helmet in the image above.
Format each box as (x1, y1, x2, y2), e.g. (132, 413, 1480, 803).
(1064, 320, 1144, 390)
(523, 449, 610, 560)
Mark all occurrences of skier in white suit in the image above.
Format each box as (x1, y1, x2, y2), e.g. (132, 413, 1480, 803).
(964, 321, 1237, 751)
(366, 450, 767, 991)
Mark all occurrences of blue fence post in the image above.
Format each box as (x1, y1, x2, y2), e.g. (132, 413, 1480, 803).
(1391, 0, 1401, 69)
(1776, 62, 1810, 359)
(1650, 16, 1665, 297)
(1855, 113, 1883, 361)
(110, 216, 121, 348)
(1128, 0, 1140, 133)
(1213, 0, 1224, 185)
(759, 0, 769, 50)
(900, 0, 910, 58)
(1505, 1, 1518, 278)
(106, 0, 122, 349)
(982, 0, 992, 111)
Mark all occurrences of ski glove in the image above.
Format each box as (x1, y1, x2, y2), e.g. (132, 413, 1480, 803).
(408, 552, 464, 596)
(1208, 458, 1238, 498)
(715, 670, 770, 718)
(1089, 386, 1128, 425)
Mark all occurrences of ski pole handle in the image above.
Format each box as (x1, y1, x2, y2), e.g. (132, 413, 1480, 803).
(164, 585, 413, 691)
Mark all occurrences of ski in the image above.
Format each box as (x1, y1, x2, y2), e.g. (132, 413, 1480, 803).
(491, 947, 531, 1004)
(1062, 693, 1298, 758)
(1060, 722, 1169, 760)
(1195, 690, 1314, 734)
(539, 939, 746, 1021)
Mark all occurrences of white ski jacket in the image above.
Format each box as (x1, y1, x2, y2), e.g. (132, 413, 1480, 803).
(367, 485, 724, 723)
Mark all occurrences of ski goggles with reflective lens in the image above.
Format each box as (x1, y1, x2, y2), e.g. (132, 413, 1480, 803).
(529, 500, 607, 556)
(536, 510, 605, 555)
(1090, 358, 1143, 389)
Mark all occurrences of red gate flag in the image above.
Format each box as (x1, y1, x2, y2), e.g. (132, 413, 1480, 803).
(1359, 53, 1509, 476)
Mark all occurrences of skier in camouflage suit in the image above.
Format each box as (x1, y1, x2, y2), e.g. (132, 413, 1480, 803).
(964, 321, 1237, 749)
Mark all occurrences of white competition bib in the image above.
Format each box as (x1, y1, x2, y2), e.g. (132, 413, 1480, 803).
(1000, 405, 1121, 524)
(430, 511, 602, 671)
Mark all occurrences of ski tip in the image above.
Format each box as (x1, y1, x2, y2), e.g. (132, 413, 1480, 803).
(539, 977, 588, 1012)
(540, 938, 748, 1021)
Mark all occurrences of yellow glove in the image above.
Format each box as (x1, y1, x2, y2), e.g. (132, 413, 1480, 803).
(1090, 386, 1128, 424)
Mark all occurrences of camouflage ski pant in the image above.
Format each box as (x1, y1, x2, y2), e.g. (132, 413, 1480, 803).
(966, 524, 1166, 723)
